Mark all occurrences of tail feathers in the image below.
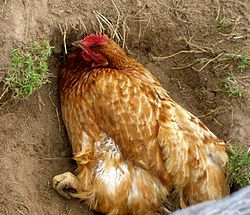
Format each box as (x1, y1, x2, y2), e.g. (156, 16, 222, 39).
(186, 157, 229, 205)
(206, 159, 229, 199)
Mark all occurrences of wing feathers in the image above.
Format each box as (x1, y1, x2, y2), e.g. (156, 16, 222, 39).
(157, 98, 229, 204)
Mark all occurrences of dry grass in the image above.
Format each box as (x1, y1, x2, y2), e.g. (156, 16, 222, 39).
(92, 0, 152, 50)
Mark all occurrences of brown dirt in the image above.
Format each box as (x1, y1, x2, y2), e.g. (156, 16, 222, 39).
(0, 0, 249, 214)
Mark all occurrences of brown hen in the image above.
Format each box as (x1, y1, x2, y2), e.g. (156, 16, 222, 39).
(53, 33, 229, 214)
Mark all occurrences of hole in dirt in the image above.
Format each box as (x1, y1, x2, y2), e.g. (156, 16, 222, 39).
(49, 23, 246, 200)
(1, 1, 248, 213)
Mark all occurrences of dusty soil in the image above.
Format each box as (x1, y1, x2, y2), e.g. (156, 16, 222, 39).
(0, 0, 249, 214)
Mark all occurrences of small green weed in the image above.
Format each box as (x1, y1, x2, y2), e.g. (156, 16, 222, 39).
(219, 74, 245, 99)
(236, 55, 250, 72)
(227, 144, 250, 187)
(6, 40, 53, 98)
(203, 107, 224, 121)
(198, 58, 207, 65)
(216, 17, 231, 32)
(226, 53, 250, 72)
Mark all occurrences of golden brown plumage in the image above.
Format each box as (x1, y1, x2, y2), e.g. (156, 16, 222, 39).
(53, 33, 229, 214)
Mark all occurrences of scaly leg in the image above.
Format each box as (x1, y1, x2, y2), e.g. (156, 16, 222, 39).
(53, 172, 80, 199)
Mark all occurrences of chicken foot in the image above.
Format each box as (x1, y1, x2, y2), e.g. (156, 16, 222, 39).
(53, 172, 80, 199)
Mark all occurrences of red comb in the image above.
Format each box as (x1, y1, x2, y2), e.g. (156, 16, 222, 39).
(83, 33, 109, 46)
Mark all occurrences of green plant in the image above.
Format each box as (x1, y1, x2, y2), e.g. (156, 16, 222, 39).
(236, 55, 250, 72)
(216, 17, 231, 32)
(203, 107, 224, 121)
(219, 74, 245, 99)
(198, 58, 207, 65)
(6, 40, 53, 98)
(227, 144, 250, 187)
(226, 53, 250, 72)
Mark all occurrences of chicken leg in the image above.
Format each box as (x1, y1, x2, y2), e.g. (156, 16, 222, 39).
(53, 172, 80, 199)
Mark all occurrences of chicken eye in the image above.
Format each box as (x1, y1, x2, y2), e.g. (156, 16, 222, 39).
(91, 45, 100, 52)
(91, 47, 100, 56)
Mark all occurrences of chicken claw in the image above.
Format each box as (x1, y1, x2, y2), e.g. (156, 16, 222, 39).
(53, 172, 79, 199)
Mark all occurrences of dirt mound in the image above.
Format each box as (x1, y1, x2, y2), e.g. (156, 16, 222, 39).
(0, 0, 249, 214)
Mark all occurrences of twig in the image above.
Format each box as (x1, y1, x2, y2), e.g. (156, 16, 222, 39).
(213, 62, 230, 70)
(197, 107, 229, 118)
(68, 20, 80, 32)
(198, 52, 225, 72)
(213, 118, 223, 126)
(138, 19, 142, 41)
(135, 1, 148, 16)
(215, 0, 221, 21)
(219, 16, 241, 40)
(12, 201, 30, 215)
(0, 85, 8, 101)
(152, 50, 205, 61)
(0, 99, 10, 110)
(233, 35, 246, 40)
(49, 92, 61, 133)
(50, 9, 62, 16)
(171, 61, 197, 70)
(191, 66, 199, 72)
(110, 0, 121, 35)
(220, 63, 230, 70)
(228, 16, 241, 39)
(59, 23, 68, 54)
(236, 78, 249, 87)
(17, 209, 25, 215)
(223, 53, 245, 60)
(93, 10, 121, 42)
(100, 0, 109, 6)
(79, 19, 87, 32)
(122, 16, 130, 50)
(180, 37, 213, 53)
(238, 76, 250, 80)
(37, 91, 45, 112)
(94, 12, 105, 33)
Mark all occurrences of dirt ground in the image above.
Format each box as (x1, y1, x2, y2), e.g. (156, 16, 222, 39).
(0, 0, 249, 214)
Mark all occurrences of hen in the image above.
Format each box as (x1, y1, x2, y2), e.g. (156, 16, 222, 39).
(53, 33, 229, 214)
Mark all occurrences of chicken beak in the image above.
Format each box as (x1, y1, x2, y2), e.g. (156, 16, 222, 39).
(72, 40, 84, 49)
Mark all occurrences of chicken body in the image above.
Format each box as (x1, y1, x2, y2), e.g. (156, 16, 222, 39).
(53, 34, 229, 214)
(54, 132, 167, 214)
